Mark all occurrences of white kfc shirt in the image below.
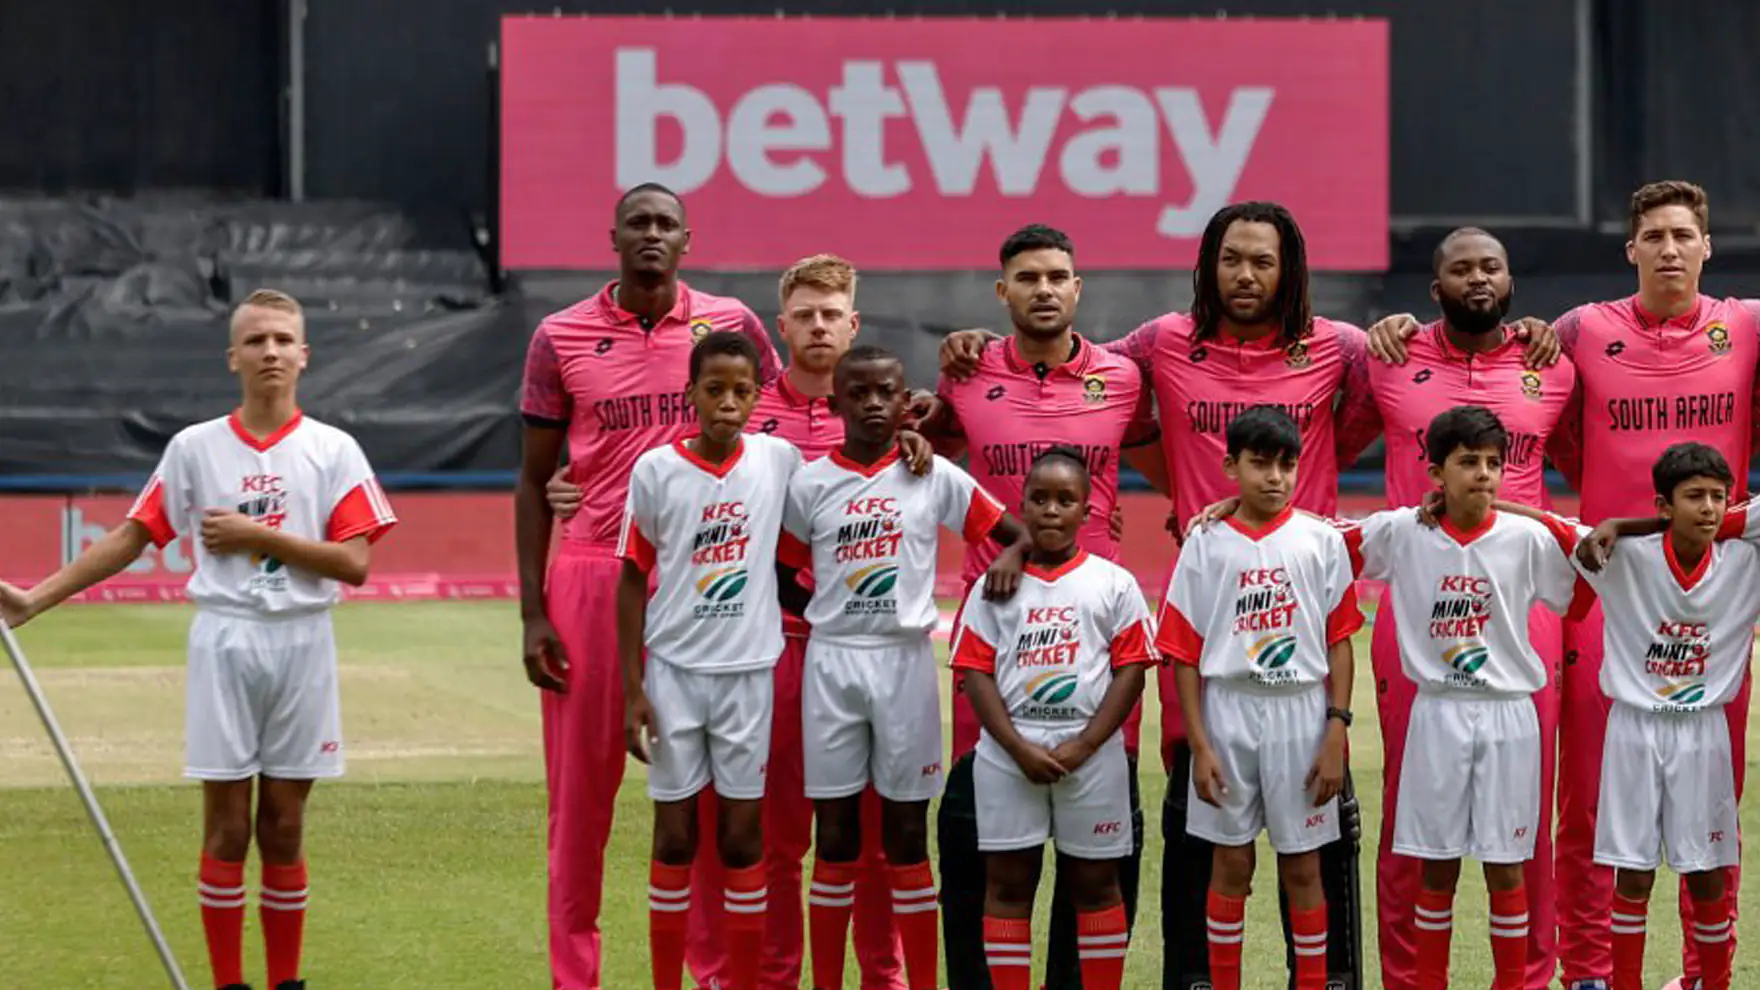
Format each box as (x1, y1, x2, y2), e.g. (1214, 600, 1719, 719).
(950, 552, 1155, 729)
(1571, 505, 1760, 712)
(616, 433, 801, 673)
(1157, 509, 1363, 688)
(1343, 508, 1586, 695)
(781, 449, 1003, 647)
(127, 411, 396, 617)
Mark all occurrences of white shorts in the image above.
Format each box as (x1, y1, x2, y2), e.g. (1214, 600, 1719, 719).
(975, 725, 1132, 860)
(1394, 692, 1540, 864)
(1184, 683, 1340, 854)
(645, 657, 773, 802)
(802, 637, 944, 802)
(185, 609, 343, 781)
(1595, 703, 1740, 874)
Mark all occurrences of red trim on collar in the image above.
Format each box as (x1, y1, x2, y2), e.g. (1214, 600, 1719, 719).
(1664, 530, 1713, 592)
(1223, 506, 1295, 542)
(1025, 550, 1089, 582)
(672, 435, 744, 478)
(829, 445, 900, 478)
(1441, 509, 1497, 546)
(228, 409, 304, 452)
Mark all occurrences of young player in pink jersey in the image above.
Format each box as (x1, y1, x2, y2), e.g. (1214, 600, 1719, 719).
(1349, 229, 1576, 990)
(0, 289, 396, 990)
(779, 344, 1026, 990)
(547, 256, 911, 990)
(516, 183, 782, 990)
(952, 447, 1155, 990)
(1160, 407, 1362, 990)
(617, 332, 802, 990)
(1490, 443, 1754, 990)
(943, 202, 1378, 990)
(1341, 406, 1588, 990)
(915, 225, 1162, 990)
(1369, 181, 1760, 990)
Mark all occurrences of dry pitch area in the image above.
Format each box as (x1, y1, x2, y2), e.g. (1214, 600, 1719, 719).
(1, 601, 1753, 988)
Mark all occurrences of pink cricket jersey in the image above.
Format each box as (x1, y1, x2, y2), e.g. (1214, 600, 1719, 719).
(1366, 322, 1577, 509)
(1550, 295, 1760, 523)
(520, 281, 780, 547)
(935, 335, 1155, 585)
(749, 372, 842, 460)
(1106, 314, 1374, 527)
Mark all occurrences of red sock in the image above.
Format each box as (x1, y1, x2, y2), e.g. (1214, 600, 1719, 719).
(1691, 892, 1734, 990)
(198, 854, 246, 988)
(1610, 893, 1649, 990)
(1414, 888, 1455, 990)
(259, 861, 308, 987)
(1290, 903, 1328, 990)
(1076, 905, 1128, 990)
(889, 862, 939, 990)
(1205, 889, 1245, 990)
(1488, 887, 1529, 990)
(724, 863, 767, 990)
(808, 859, 857, 990)
(649, 861, 691, 990)
(982, 915, 1032, 990)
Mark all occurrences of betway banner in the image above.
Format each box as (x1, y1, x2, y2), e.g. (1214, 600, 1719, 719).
(500, 16, 1389, 271)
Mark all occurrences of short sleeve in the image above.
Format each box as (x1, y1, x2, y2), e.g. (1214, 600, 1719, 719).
(1716, 499, 1760, 544)
(949, 585, 1002, 674)
(1332, 510, 1399, 582)
(1323, 531, 1365, 644)
(935, 460, 1005, 544)
(1153, 539, 1206, 665)
(1100, 320, 1158, 382)
(520, 325, 572, 427)
(615, 460, 658, 573)
(779, 473, 813, 569)
(930, 373, 968, 441)
(126, 436, 187, 549)
(1533, 516, 1592, 617)
(325, 436, 397, 544)
(1107, 570, 1158, 669)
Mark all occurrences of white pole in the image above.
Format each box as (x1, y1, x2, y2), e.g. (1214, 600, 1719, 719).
(1, 619, 192, 990)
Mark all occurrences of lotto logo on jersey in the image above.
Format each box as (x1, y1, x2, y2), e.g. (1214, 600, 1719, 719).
(1646, 620, 1710, 682)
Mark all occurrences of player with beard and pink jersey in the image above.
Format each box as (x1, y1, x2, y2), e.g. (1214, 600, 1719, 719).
(1369, 180, 1760, 990)
(545, 254, 912, 990)
(915, 224, 1163, 990)
(941, 201, 1395, 990)
(1348, 228, 1575, 990)
(516, 184, 782, 990)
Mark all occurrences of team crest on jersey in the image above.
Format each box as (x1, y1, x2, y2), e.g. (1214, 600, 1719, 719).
(1082, 373, 1108, 405)
(1706, 321, 1731, 355)
(1655, 679, 1708, 709)
(1283, 340, 1311, 369)
(1520, 371, 1543, 400)
(689, 317, 715, 342)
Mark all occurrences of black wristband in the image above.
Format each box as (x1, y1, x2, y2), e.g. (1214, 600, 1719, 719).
(1326, 706, 1353, 727)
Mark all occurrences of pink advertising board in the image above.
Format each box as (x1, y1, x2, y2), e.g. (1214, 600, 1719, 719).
(500, 16, 1389, 271)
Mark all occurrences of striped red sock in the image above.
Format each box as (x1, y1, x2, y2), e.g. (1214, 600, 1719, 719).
(1611, 893, 1649, 990)
(1076, 905, 1128, 990)
(648, 861, 691, 990)
(982, 915, 1032, 990)
(198, 854, 246, 988)
(807, 858, 856, 990)
(724, 863, 767, 990)
(1691, 892, 1733, 990)
(889, 862, 939, 990)
(1488, 887, 1529, 990)
(1414, 888, 1455, 990)
(1205, 889, 1244, 990)
(259, 861, 308, 987)
(1290, 903, 1328, 990)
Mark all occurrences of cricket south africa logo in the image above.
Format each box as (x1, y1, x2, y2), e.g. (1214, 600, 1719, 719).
(1234, 567, 1301, 685)
(238, 474, 289, 587)
(835, 496, 903, 615)
(1646, 620, 1711, 710)
(691, 501, 750, 618)
(1431, 574, 1494, 687)
(1015, 605, 1083, 718)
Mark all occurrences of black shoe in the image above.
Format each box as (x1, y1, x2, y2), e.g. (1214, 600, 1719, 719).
(220, 985, 252, 990)
(275, 982, 305, 990)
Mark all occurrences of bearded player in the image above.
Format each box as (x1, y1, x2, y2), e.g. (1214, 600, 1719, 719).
(516, 183, 781, 990)
(1369, 180, 1760, 990)
(0, 289, 396, 990)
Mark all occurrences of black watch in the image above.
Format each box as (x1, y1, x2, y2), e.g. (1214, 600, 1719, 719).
(1326, 706, 1354, 727)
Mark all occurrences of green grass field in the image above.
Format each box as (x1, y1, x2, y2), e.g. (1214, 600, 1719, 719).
(1, 601, 1754, 989)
